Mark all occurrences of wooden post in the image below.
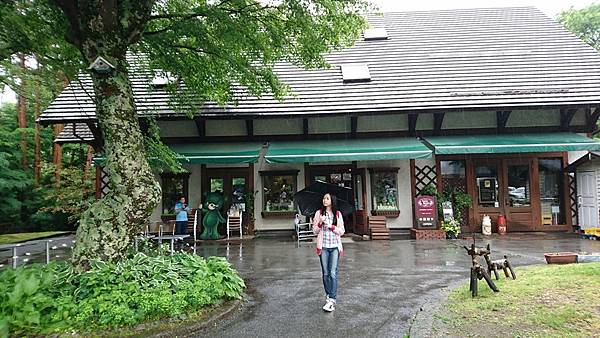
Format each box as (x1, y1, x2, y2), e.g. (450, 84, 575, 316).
(17, 54, 28, 169)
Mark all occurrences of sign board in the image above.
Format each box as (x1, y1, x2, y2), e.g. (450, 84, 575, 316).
(478, 177, 497, 204)
(415, 195, 438, 229)
(442, 201, 454, 222)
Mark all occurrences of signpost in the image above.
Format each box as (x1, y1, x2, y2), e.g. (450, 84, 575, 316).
(415, 195, 438, 229)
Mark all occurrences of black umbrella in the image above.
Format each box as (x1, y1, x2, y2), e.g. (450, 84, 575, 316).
(294, 181, 355, 217)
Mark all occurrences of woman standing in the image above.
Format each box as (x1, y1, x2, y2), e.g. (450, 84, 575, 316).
(313, 193, 345, 312)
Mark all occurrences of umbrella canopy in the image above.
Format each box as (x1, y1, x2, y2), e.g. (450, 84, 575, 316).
(294, 181, 355, 217)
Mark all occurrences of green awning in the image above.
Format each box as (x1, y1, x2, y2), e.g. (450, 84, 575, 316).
(170, 142, 263, 164)
(425, 133, 600, 155)
(265, 138, 432, 163)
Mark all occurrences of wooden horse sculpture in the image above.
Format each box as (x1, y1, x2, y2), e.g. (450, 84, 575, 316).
(483, 244, 516, 280)
(463, 243, 499, 297)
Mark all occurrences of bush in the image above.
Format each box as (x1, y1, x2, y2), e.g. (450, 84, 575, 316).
(0, 252, 245, 336)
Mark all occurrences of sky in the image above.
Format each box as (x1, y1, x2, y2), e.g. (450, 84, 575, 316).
(0, 0, 597, 105)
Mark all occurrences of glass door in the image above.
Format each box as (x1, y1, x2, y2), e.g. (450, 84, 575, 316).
(308, 165, 354, 232)
(472, 159, 502, 232)
(502, 158, 535, 231)
(203, 168, 250, 234)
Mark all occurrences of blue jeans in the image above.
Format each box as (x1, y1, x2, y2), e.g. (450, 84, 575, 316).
(320, 247, 339, 300)
(175, 221, 187, 235)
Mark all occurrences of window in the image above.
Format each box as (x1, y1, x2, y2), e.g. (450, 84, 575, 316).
(369, 169, 399, 213)
(261, 171, 298, 213)
(539, 158, 565, 225)
(151, 70, 177, 87)
(161, 173, 190, 214)
(507, 164, 531, 207)
(340, 63, 371, 83)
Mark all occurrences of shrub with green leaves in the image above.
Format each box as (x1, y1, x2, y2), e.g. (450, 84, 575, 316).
(0, 252, 244, 336)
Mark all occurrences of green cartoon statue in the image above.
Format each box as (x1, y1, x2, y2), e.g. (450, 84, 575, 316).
(200, 192, 226, 240)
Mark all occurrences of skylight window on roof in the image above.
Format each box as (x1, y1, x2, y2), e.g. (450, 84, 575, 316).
(363, 27, 388, 41)
(151, 71, 177, 87)
(341, 63, 371, 83)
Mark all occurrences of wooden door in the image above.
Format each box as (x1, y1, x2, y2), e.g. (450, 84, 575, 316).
(502, 158, 537, 231)
(577, 170, 599, 229)
(203, 168, 251, 234)
(472, 159, 503, 232)
(353, 168, 368, 235)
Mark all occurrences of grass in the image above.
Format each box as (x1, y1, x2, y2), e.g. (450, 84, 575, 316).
(431, 262, 600, 338)
(0, 231, 71, 245)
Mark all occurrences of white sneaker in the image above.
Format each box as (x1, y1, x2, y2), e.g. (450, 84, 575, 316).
(323, 299, 335, 312)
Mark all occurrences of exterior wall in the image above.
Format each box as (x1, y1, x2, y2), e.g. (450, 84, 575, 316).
(358, 160, 413, 229)
(205, 120, 247, 136)
(149, 164, 203, 224)
(309, 116, 350, 134)
(442, 111, 497, 129)
(254, 118, 303, 135)
(253, 162, 306, 231)
(157, 121, 199, 137)
(357, 115, 407, 132)
(506, 108, 560, 128)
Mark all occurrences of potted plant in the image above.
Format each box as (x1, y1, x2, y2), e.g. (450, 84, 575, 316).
(441, 218, 461, 239)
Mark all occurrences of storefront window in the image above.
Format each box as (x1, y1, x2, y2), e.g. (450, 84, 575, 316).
(475, 165, 498, 208)
(261, 171, 298, 212)
(161, 173, 189, 214)
(210, 178, 224, 193)
(507, 165, 531, 207)
(370, 170, 399, 211)
(232, 177, 246, 204)
(539, 158, 565, 225)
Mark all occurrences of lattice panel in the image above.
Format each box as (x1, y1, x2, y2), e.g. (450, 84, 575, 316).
(568, 173, 578, 227)
(415, 165, 437, 196)
(100, 167, 110, 198)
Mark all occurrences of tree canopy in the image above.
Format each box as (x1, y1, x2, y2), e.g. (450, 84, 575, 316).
(558, 3, 600, 52)
(1, 0, 374, 268)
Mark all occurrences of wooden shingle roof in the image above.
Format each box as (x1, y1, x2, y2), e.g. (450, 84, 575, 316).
(39, 7, 600, 124)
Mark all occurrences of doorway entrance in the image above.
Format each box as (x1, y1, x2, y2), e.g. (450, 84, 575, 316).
(202, 167, 252, 234)
(577, 170, 599, 229)
(471, 158, 536, 232)
(307, 165, 356, 233)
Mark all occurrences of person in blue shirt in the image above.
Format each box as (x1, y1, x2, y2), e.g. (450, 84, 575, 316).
(174, 197, 191, 235)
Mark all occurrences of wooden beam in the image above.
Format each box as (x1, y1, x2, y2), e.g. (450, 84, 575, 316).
(433, 113, 445, 135)
(350, 116, 358, 138)
(245, 119, 253, 138)
(408, 113, 418, 136)
(194, 118, 206, 138)
(586, 107, 600, 133)
(86, 122, 103, 148)
(303, 118, 309, 136)
(496, 110, 511, 132)
(560, 108, 577, 131)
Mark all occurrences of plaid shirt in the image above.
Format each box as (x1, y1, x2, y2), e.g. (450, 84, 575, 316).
(321, 211, 339, 248)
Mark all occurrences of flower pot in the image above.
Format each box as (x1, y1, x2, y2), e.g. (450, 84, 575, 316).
(544, 252, 577, 264)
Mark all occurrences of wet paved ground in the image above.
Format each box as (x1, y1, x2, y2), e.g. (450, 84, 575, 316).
(197, 234, 600, 338)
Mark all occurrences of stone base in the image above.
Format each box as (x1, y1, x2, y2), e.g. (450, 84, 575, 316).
(410, 229, 446, 240)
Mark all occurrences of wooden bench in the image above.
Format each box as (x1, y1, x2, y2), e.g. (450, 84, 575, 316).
(369, 216, 390, 240)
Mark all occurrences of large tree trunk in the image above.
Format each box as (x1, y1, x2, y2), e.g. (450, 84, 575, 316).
(72, 56, 160, 268)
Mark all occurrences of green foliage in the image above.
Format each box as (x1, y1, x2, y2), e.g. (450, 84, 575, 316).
(440, 218, 461, 238)
(0, 103, 95, 233)
(418, 184, 472, 224)
(0, 252, 245, 336)
(558, 3, 600, 52)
